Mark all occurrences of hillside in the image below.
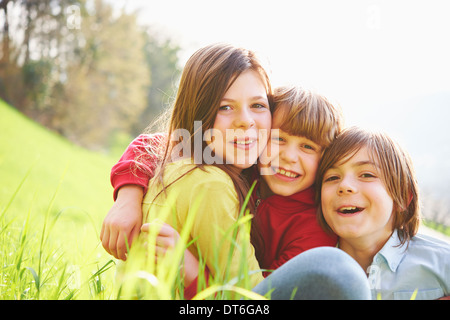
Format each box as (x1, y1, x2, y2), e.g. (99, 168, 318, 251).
(0, 99, 122, 298)
(0, 99, 116, 244)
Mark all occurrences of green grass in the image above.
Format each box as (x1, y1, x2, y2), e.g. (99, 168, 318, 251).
(0, 99, 117, 299)
(424, 220, 450, 237)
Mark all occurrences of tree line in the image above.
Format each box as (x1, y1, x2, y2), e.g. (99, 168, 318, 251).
(0, 0, 181, 151)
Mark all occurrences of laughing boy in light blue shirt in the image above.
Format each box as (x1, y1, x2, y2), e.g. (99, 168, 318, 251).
(316, 127, 450, 300)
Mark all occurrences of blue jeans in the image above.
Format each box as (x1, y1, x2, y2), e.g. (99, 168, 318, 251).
(252, 247, 371, 299)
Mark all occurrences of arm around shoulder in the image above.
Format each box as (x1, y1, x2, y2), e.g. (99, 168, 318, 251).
(100, 185, 144, 260)
(111, 133, 166, 200)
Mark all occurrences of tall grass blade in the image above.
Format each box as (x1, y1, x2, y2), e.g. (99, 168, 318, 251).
(410, 288, 418, 300)
(26, 267, 40, 291)
(0, 160, 36, 222)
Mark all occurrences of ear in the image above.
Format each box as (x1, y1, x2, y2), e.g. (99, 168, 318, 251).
(396, 192, 413, 213)
(407, 191, 413, 207)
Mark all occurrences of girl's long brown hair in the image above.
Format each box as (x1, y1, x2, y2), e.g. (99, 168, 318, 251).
(148, 43, 273, 212)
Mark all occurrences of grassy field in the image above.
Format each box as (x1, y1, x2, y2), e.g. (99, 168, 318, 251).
(0, 99, 118, 299)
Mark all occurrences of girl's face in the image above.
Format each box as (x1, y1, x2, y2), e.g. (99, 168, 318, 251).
(258, 108, 322, 196)
(320, 147, 395, 244)
(210, 69, 271, 171)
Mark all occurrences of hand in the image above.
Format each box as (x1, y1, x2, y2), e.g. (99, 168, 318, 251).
(100, 185, 144, 260)
(141, 222, 199, 287)
(141, 221, 180, 257)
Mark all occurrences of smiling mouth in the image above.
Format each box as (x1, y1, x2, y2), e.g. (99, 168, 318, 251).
(274, 167, 300, 178)
(231, 138, 257, 151)
(233, 139, 255, 145)
(337, 206, 364, 214)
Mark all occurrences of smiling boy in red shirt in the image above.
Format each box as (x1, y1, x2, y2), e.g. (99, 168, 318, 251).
(252, 86, 342, 275)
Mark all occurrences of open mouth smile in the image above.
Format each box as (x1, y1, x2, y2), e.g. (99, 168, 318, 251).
(272, 167, 301, 179)
(337, 206, 364, 215)
(234, 139, 255, 145)
(231, 137, 257, 150)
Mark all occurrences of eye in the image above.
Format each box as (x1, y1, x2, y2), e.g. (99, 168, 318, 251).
(300, 143, 321, 154)
(323, 175, 339, 183)
(271, 136, 285, 143)
(361, 172, 376, 178)
(252, 103, 268, 110)
(219, 105, 232, 111)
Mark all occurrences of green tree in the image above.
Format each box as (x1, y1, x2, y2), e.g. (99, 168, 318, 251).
(57, 0, 150, 149)
(132, 32, 181, 136)
(1, 0, 181, 151)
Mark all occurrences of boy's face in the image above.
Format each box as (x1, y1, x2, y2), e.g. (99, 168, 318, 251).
(320, 147, 395, 244)
(258, 108, 322, 196)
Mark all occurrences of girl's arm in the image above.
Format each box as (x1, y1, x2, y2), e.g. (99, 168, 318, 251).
(100, 185, 144, 260)
(101, 133, 165, 260)
(110, 133, 166, 200)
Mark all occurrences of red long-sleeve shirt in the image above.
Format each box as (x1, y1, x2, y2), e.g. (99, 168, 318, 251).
(111, 133, 165, 200)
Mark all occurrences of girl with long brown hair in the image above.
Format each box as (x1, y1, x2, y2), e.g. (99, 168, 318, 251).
(103, 43, 272, 294)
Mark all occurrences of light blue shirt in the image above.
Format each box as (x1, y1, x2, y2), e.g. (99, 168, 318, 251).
(367, 230, 450, 300)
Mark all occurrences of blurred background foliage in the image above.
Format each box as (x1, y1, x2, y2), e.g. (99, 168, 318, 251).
(0, 0, 181, 152)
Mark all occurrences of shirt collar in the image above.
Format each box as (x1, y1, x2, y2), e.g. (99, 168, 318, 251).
(376, 230, 407, 272)
(269, 187, 315, 206)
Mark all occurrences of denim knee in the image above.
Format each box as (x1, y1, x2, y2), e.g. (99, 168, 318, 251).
(253, 247, 371, 300)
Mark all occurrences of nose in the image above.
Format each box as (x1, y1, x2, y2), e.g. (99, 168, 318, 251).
(338, 175, 357, 195)
(233, 106, 255, 129)
(279, 144, 297, 164)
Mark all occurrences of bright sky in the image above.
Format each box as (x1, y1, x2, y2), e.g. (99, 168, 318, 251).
(117, 0, 450, 129)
